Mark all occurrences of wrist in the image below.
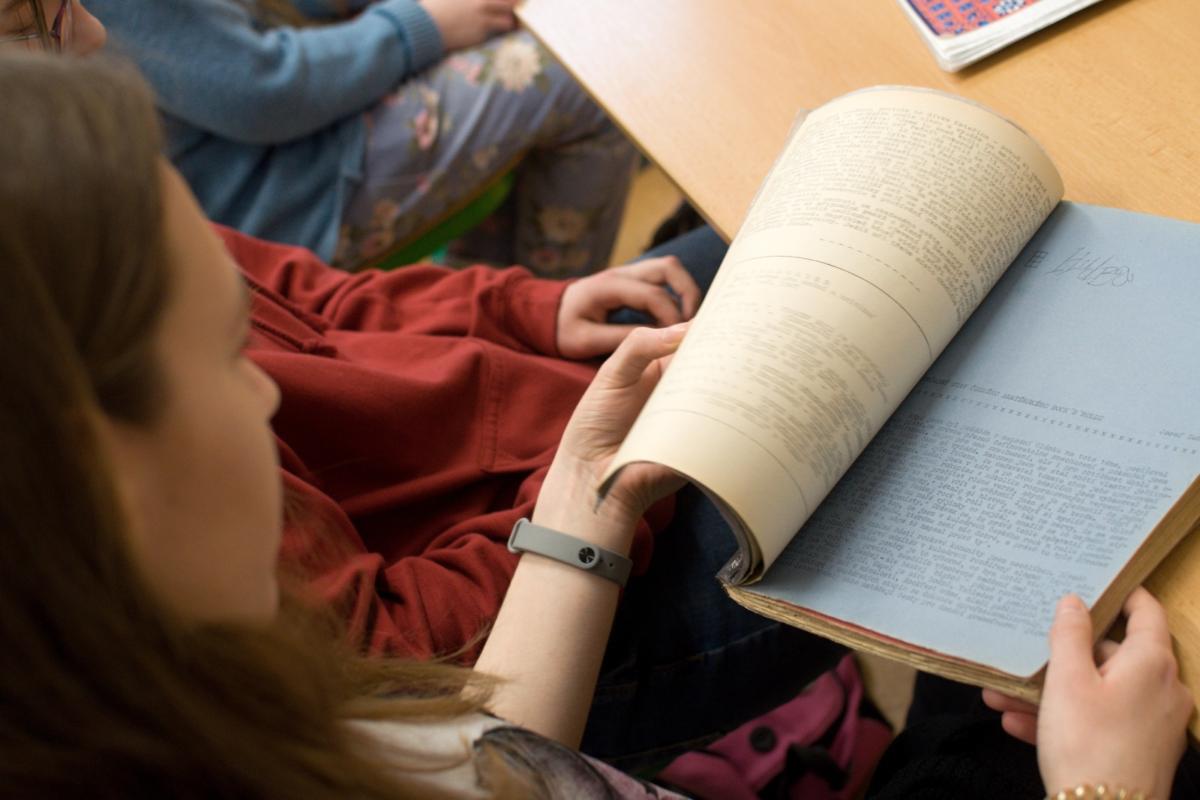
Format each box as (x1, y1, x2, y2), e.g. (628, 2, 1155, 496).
(508, 519, 633, 588)
(533, 460, 641, 554)
(1044, 756, 1171, 800)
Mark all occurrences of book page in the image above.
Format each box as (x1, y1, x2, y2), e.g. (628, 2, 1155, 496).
(750, 203, 1200, 676)
(603, 87, 1063, 579)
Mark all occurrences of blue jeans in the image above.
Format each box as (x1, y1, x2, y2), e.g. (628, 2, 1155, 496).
(583, 227, 847, 771)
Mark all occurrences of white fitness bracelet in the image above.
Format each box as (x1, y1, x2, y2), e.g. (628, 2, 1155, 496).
(507, 518, 633, 588)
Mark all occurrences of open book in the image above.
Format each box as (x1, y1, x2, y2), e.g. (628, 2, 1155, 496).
(601, 86, 1200, 710)
(899, 0, 1106, 71)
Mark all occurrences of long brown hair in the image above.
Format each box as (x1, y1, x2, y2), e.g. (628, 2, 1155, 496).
(0, 53, 528, 799)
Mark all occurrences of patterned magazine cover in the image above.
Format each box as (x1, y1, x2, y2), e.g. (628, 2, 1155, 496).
(908, 0, 1043, 37)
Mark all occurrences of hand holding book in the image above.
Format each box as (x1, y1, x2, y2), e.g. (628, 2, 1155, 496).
(984, 589, 1193, 798)
(599, 85, 1200, 728)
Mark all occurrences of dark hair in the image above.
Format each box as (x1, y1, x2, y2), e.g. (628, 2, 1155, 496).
(247, 0, 313, 26)
(0, 53, 529, 799)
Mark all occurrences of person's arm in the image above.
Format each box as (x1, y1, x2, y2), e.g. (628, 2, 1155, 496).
(280, 459, 660, 660)
(90, 0, 443, 143)
(224, 225, 565, 354)
(984, 588, 1194, 799)
(221, 225, 700, 358)
(473, 324, 690, 746)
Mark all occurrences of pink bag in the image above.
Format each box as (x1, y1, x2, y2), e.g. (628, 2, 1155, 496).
(656, 655, 893, 800)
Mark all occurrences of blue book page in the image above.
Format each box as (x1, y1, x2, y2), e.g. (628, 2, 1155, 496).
(752, 203, 1200, 677)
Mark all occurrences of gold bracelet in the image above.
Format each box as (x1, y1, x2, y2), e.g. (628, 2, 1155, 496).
(1046, 784, 1150, 800)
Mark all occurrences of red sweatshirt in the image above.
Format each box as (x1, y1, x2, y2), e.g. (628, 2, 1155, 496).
(219, 227, 667, 659)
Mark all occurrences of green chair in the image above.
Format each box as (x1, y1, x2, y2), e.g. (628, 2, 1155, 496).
(373, 171, 515, 270)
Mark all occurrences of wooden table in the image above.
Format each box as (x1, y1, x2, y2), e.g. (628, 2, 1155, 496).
(519, 0, 1200, 240)
(520, 0, 1200, 735)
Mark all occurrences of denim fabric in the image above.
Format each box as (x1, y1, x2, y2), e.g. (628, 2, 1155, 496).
(585, 485, 846, 771)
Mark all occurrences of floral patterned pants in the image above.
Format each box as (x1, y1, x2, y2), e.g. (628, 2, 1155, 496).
(335, 31, 639, 276)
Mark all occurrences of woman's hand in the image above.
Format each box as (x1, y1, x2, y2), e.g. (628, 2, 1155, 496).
(983, 588, 1193, 797)
(556, 257, 701, 360)
(476, 324, 689, 745)
(420, 0, 517, 52)
(533, 323, 689, 550)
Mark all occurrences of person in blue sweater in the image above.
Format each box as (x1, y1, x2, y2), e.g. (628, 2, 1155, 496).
(87, 0, 638, 275)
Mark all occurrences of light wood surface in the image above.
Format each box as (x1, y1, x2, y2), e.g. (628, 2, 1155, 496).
(519, 0, 1200, 240)
(1147, 525, 1200, 739)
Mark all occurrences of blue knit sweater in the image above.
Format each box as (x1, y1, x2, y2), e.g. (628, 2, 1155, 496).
(91, 0, 444, 260)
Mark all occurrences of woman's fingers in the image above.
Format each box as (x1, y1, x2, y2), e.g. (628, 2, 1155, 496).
(1095, 639, 1121, 667)
(1000, 710, 1039, 745)
(1045, 594, 1098, 692)
(593, 323, 688, 389)
(982, 688, 1037, 716)
(984, 688, 1041, 744)
(566, 323, 639, 360)
(1120, 586, 1174, 650)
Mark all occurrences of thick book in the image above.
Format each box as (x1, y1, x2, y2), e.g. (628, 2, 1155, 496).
(900, 0, 1106, 71)
(600, 86, 1200, 721)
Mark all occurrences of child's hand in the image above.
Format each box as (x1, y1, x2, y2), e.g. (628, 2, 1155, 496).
(984, 589, 1193, 798)
(420, 0, 517, 52)
(556, 257, 701, 360)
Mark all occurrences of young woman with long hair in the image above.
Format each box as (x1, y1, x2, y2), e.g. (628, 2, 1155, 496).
(0, 5, 863, 775)
(0, 47, 1191, 800)
(0, 51, 690, 798)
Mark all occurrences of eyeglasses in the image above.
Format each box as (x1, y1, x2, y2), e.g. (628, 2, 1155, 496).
(0, 0, 72, 53)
